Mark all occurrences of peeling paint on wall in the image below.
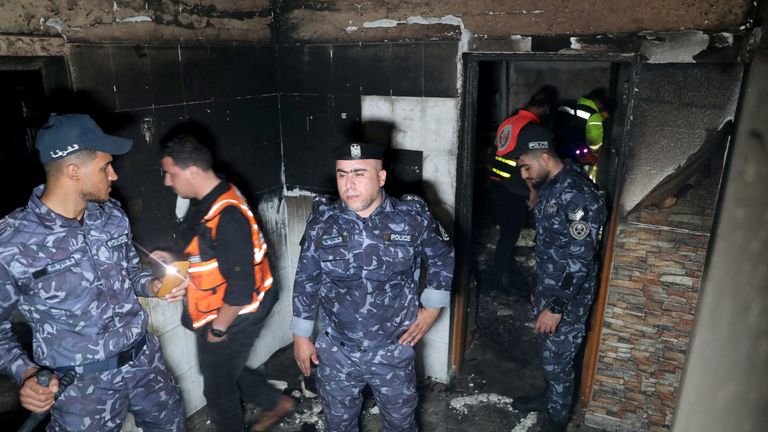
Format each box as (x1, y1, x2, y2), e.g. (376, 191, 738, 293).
(116, 16, 153, 24)
(361, 15, 470, 52)
(640, 31, 710, 63)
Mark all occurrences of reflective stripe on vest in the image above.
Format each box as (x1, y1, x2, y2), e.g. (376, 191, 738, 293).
(491, 168, 511, 178)
(491, 155, 518, 179)
(495, 155, 517, 167)
(558, 105, 593, 120)
(184, 185, 273, 329)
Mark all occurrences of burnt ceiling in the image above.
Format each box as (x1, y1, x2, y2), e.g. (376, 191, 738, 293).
(0, 0, 755, 44)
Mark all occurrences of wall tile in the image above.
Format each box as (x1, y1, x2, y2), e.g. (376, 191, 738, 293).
(390, 43, 423, 97)
(112, 45, 153, 110)
(360, 43, 392, 96)
(423, 41, 458, 98)
(332, 44, 362, 96)
(68, 44, 117, 111)
(148, 46, 184, 107)
(180, 46, 213, 103)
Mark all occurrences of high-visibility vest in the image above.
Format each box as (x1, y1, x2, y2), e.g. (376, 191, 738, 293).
(555, 98, 602, 154)
(489, 109, 540, 183)
(184, 185, 273, 329)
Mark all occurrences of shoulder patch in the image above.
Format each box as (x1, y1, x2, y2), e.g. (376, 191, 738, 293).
(568, 208, 586, 221)
(569, 220, 590, 240)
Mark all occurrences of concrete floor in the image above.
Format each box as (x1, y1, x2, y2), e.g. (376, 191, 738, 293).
(1, 223, 605, 432)
(184, 225, 604, 432)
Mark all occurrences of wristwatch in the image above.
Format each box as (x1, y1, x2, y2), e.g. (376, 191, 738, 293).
(547, 298, 567, 315)
(210, 327, 227, 338)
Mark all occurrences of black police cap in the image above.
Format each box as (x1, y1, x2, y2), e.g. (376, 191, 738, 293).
(332, 142, 386, 161)
(507, 123, 554, 160)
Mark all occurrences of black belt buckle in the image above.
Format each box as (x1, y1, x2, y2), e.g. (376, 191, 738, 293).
(117, 335, 145, 368)
(117, 348, 133, 367)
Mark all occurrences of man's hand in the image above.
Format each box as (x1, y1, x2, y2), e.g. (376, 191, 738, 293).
(534, 309, 562, 334)
(149, 276, 188, 302)
(19, 367, 59, 413)
(399, 307, 440, 346)
(161, 277, 188, 302)
(526, 185, 539, 209)
(293, 335, 318, 377)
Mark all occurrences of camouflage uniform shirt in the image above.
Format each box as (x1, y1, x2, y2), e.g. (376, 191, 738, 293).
(292, 192, 454, 348)
(0, 185, 153, 384)
(533, 160, 607, 321)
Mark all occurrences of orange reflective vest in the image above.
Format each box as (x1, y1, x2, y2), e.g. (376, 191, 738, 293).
(184, 185, 273, 329)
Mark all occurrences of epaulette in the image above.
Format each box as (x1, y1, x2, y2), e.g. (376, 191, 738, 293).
(0, 209, 23, 237)
(398, 194, 428, 211)
(311, 194, 337, 213)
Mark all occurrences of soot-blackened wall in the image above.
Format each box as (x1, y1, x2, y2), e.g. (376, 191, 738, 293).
(68, 43, 282, 248)
(278, 41, 458, 193)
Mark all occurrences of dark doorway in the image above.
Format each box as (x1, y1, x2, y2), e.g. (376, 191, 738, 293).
(0, 70, 49, 217)
(453, 54, 634, 407)
(0, 58, 69, 431)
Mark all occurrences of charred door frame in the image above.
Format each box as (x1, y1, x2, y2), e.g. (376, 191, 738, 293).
(452, 52, 637, 398)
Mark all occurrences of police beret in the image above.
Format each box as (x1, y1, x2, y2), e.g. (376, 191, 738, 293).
(507, 123, 554, 160)
(332, 142, 386, 161)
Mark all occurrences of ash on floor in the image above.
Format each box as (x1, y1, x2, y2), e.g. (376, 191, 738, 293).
(188, 223, 604, 432)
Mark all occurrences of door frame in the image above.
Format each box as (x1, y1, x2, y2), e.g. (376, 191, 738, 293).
(451, 51, 638, 407)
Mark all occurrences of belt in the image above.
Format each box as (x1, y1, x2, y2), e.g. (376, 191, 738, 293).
(55, 334, 147, 375)
(324, 331, 398, 353)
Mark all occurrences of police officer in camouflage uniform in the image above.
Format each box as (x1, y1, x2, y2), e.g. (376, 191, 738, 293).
(0, 114, 186, 431)
(292, 142, 454, 432)
(508, 124, 607, 432)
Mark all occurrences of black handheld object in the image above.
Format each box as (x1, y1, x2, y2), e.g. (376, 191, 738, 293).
(17, 369, 76, 432)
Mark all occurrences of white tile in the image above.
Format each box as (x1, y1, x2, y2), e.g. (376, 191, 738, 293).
(423, 307, 451, 344)
(360, 96, 394, 122)
(176, 367, 206, 415)
(157, 325, 195, 376)
(416, 338, 450, 383)
(145, 298, 184, 337)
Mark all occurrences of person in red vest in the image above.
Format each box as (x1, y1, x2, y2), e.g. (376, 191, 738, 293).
(485, 85, 558, 291)
(157, 135, 294, 432)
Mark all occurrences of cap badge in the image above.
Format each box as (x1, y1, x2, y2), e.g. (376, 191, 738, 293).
(350, 143, 361, 159)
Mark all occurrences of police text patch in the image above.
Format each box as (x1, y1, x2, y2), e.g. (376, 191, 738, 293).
(32, 256, 77, 279)
(107, 234, 129, 248)
(320, 235, 344, 247)
(385, 233, 415, 243)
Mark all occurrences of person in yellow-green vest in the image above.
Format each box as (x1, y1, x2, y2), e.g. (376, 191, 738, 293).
(553, 88, 615, 183)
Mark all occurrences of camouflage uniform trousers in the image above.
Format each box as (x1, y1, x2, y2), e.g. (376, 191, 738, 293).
(537, 320, 586, 424)
(48, 333, 185, 431)
(315, 332, 418, 432)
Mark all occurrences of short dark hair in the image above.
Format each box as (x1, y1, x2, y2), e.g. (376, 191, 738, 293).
(160, 135, 213, 171)
(527, 85, 559, 109)
(525, 148, 560, 162)
(43, 148, 98, 178)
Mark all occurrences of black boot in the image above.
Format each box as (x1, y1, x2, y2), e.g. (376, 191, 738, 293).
(512, 395, 547, 412)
